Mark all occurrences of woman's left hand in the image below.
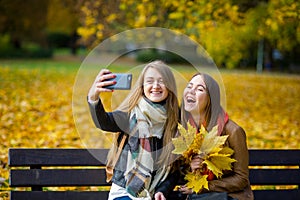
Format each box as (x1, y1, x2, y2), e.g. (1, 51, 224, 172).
(178, 185, 193, 194)
(154, 192, 166, 200)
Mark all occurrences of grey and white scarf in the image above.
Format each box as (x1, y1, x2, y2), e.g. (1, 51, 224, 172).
(125, 97, 170, 199)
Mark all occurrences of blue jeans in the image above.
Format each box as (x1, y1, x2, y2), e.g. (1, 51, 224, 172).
(187, 192, 234, 200)
(114, 196, 131, 200)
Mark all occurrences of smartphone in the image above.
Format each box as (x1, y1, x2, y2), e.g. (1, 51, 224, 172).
(104, 73, 132, 90)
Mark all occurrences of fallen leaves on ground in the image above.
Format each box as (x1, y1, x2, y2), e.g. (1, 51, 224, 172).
(0, 64, 299, 197)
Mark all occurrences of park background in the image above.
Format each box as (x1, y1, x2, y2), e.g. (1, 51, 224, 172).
(0, 0, 299, 199)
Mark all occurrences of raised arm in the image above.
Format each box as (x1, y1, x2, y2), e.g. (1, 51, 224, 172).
(88, 69, 129, 133)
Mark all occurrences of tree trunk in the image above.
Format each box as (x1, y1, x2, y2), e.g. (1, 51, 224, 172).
(11, 37, 22, 49)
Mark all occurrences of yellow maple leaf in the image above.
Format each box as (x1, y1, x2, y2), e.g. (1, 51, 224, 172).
(185, 171, 209, 193)
(204, 154, 236, 178)
(171, 135, 189, 154)
(172, 123, 196, 155)
(200, 125, 228, 155)
(219, 146, 235, 155)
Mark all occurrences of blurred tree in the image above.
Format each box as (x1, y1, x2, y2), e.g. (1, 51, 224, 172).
(0, 0, 49, 49)
(0, 0, 81, 55)
(47, 0, 80, 54)
(242, 0, 299, 70)
(78, 0, 242, 45)
(77, 0, 299, 69)
(78, 0, 243, 67)
(47, 0, 79, 34)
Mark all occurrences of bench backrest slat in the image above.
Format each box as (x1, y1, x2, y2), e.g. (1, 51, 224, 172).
(11, 168, 300, 187)
(10, 169, 109, 187)
(10, 149, 300, 166)
(9, 149, 107, 166)
(249, 169, 300, 185)
(249, 149, 300, 165)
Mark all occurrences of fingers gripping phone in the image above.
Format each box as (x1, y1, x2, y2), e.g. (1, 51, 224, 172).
(105, 73, 132, 90)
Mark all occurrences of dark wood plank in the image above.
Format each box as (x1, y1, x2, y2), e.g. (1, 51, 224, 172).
(168, 190, 300, 200)
(249, 169, 300, 185)
(10, 149, 300, 167)
(10, 190, 300, 200)
(9, 149, 108, 167)
(10, 169, 110, 187)
(249, 149, 300, 166)
(253, 189, 300, 200)
(10, 191, 109, 200)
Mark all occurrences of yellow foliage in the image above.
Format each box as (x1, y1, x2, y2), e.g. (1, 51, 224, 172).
(172, 123, 196, 155)
(204, 154, 236, 178)
(169, 12, 184, 20)
(77, 0, 299, 67)
(1, 61, 300, 197)
(222, 72, 300, 149)
(172, 122, 236, 193)
(106, 14, 117, 23)
(0, 64, 85, 199)
(185, 172, 209, 192)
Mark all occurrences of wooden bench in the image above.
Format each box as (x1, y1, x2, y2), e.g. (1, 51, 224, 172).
(8, 148, 300, 200)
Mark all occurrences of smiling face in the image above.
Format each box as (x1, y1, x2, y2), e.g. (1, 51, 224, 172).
(183, 74, 209, 116)
(143, 67, 169, 103)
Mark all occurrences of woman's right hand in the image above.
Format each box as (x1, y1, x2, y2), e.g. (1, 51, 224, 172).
(190, 154, 215, 180)
(190, 154, 204, 172)
(88, 69, 116, 101)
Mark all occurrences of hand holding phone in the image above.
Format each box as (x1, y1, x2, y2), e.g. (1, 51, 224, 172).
(104, 73, 132, 90)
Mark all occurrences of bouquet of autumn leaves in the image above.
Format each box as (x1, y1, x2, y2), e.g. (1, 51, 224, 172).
(172, 122, 236, 193)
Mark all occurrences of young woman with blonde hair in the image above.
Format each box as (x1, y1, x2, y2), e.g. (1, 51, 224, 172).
(88, 60, 179, 200)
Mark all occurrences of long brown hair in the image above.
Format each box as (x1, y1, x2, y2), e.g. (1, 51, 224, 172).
(119, 60, 179, 166)
(181, 73, 226, 134)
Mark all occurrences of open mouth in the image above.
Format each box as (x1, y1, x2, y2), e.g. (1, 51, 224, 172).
(151, 91, 162, 94)
(186, 96, 196, 103)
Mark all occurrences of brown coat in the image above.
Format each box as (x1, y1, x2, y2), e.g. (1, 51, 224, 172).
(208, 120, 254, 200)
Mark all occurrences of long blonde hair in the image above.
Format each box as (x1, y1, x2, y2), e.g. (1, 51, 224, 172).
(119, 60, 179, 166)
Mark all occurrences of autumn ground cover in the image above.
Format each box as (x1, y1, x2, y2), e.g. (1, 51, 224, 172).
(0, 58, 299, 198)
